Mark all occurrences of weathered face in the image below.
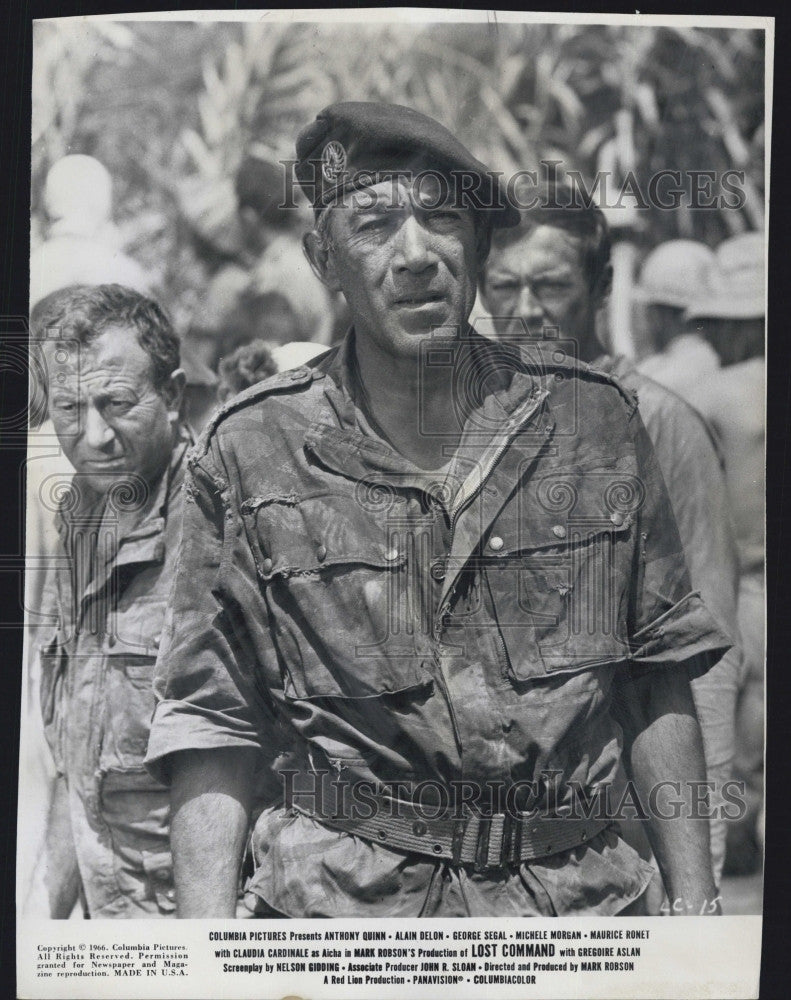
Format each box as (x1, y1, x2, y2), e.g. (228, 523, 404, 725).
(480, 224, 601, 359)
(318, 178, 481, 359)
(44, 325, 182, 497)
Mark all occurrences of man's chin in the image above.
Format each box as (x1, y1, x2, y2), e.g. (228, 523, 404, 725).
(394, 315, 465, 345)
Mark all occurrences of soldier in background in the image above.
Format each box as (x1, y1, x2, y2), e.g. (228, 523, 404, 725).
(30, 155, 154, 309)
(34, 284, 188, 917)
(634, 239, 721, 403)
(478, 185, 742, 897)
(24, 156, 160, 914)
(686, 233, 765, 876)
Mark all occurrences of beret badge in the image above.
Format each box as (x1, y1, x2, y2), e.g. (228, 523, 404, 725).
(321, 140, 347, 183)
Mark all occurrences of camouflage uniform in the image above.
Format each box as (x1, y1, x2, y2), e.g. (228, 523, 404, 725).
(147, 334, 729, 917)
(40, 431, 190, 917)
(598, 355, 741, 889)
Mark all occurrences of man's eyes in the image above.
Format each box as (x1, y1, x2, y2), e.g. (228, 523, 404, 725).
(51, 397, 136, 416)
(52, 399, 78, 414)
(104, 398, 135, 415)
(488, 279, 569, 294)
(354, 209, 464, 234)
(356, 216, 391, 233)
(422, 208, 467, 228)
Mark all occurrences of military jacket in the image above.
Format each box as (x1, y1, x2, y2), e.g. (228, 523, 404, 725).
(40, 432, 190, 916)
(147, 333, 729, 917)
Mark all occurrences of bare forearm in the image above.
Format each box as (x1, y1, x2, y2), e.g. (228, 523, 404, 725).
(615, 667, 718, 913)
(170, 747, 258, 918)
(45, 775, 81, 918)
(690, 645, 740, 890)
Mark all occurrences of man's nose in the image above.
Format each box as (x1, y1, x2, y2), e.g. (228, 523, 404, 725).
(516, 283, 545, 324)
(83, 405, 115, 449)
(394, 214, 435, 273)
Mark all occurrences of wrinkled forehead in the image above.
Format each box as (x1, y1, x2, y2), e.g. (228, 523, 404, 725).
(321, 175, 481, 244)
(40, 325, 155, 388)
(486, 223, 586, 273)
(347, 172, 460, 210)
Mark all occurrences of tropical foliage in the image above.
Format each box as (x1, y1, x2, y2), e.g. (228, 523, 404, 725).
(32, 19, 765, 329)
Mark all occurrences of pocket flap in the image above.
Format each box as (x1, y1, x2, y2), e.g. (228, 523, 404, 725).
(489, 463, 642, 554)
(243, 492, 407, 580)
(282, 655, 435, 702)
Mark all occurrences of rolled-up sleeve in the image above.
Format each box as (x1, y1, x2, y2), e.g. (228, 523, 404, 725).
(145, 441, 264, 784)
(626, 412, 732, 680)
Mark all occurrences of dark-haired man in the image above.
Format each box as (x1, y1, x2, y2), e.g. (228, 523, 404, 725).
(148, 104, 729, 919)
(34, 283, 187, 917)
(478, 189, 742, 894)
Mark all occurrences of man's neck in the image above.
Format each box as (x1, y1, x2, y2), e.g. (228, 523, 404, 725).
(353, 330, 468, 470)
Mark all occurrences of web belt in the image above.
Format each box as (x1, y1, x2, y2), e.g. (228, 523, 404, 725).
(293, 796, 611, 872)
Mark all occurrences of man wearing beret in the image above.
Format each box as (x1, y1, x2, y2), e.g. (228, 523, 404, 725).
(146, 103, 729, 918)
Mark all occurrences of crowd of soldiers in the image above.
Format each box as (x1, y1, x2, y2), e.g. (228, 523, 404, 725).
(23, 100, 764, 919)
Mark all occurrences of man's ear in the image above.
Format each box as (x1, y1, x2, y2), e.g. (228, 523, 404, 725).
(162, 368, 186, 422)
(303, 229, 342, 293)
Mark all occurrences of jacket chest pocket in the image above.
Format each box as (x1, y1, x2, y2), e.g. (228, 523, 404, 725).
(241, 491, 434, 701)
(99, 599, 168, 769)
(485, 468, 640, 682)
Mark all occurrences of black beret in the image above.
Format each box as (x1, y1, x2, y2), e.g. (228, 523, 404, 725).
(295, 101, 518, 228)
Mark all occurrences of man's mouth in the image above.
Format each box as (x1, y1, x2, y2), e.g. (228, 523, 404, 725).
(82, 458, 127, 470)
(393, 292, 445, 308)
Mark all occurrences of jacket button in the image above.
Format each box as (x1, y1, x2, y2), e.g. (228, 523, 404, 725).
(153, 635, 161, 649)
(430, 559, 446, 581)
(552, 525, 566, 539)
(489, 535, 504, 551)
(262, 557, 273, 574)
(316, 544, 327, 562)
(610, 512, 624, 527)
(413, 821, 427, 836)
(107, 635, 116, 648)
(385, 548, 399, 561)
